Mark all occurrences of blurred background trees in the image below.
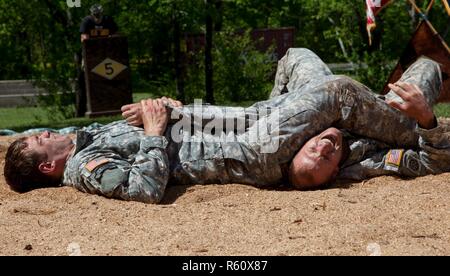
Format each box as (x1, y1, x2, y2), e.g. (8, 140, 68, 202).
(0, 0, 448, 118)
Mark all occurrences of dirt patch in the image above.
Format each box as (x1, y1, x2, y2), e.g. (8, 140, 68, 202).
(1, 122, 449, 256)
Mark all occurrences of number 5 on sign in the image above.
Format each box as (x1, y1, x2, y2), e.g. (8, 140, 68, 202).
(105, 63, 114, 75)
(91, 58, 127, 80)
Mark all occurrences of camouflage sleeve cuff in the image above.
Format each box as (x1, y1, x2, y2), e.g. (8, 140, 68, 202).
(417, 123, 442, 140)
(140, 136, 169, 152)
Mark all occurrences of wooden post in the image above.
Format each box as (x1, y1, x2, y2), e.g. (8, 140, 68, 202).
(205, 0, 215, 104)
(426, 0, 435, 14)
(82, 36, 133, 117)
(173, 10, 185, 102)
(406, 0, 450, 52)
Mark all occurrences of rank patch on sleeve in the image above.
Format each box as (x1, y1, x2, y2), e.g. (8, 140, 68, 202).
(85, 158, 109, 172)
(384, 149, 404, 171)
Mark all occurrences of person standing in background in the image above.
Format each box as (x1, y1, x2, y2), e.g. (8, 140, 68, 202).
(76, 4, 119, 117)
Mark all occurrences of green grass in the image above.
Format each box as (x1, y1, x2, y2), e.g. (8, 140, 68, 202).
(434, 103, 450, 118)
(0, 106, 122, 132)
(132, 91, 155, 102)
(0, 92, 155, 132)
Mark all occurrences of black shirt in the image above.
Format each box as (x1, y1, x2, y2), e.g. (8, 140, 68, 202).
(79, 15, 118, 38)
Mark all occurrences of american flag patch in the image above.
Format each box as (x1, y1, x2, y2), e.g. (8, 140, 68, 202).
(85, 158, 109, 172)
(386, 149, 403, 166)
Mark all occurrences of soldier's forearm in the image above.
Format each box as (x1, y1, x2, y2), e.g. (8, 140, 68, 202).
(124, 137, 170, 203)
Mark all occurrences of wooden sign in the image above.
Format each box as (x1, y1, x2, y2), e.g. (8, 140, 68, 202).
(83, 36, 133, 117)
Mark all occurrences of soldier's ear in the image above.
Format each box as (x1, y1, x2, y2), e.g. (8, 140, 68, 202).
(38, 161, 56, 175)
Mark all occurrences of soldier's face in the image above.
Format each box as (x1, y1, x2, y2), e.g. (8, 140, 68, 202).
(25, 131, 74, 163)
(93, 14, 103, 23)
(289, 127, 343, 189)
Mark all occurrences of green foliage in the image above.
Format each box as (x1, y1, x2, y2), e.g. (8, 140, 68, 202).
(0, 105, 120, 132)
(34, 78, 76, 120)
(0, 0, 85, 119)
(350, 51, 396, 93)
(434, 103, 450, 118)
(147, 29, 275, 105)
(1, 0, 449, 121)
(213, 29, 275, 103)
(183, 64, 207, 103)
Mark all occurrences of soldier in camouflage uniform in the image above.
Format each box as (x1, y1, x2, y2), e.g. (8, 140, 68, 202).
(63, 75, 430, 203)
(119, 48, 447, 193)
(266, 48, 448, 187)
(4, 48, 447, 203)
(337, 66, 449, 181)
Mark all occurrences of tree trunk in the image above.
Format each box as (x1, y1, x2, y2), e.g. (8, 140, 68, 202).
(408, 0, 416, 29)
(173, 14, 185, 102)
(205, 0, 215, 104)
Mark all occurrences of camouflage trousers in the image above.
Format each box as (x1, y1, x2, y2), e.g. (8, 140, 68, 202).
(244, 48, 442, 165)
(265, 48, 442, 108)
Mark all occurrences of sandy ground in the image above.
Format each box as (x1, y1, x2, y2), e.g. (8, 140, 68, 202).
(1, 121, 450, 256)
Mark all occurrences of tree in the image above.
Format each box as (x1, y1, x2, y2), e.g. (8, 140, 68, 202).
(1, 0, 448, 116)
(204, 0, 214, 104)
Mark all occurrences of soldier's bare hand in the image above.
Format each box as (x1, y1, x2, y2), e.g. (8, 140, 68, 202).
(121, 103, 143, 126)
(122, 97, 182, 127)
(387, 82, 436, 129)
(141, 99, 168, 136)
(160, 96, 183, 108)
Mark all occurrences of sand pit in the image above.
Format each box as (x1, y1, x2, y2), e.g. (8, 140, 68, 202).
(1, 123, 449, 256)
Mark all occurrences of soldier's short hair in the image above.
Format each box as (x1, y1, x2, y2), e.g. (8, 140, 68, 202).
(289, 167, 316, 190)
(289, 162, 333, 190)
(4, 138, 58, 193)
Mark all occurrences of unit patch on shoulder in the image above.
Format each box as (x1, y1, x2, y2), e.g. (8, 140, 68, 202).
(384, 149, 404, 171)
(85, 158, 109, 172)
